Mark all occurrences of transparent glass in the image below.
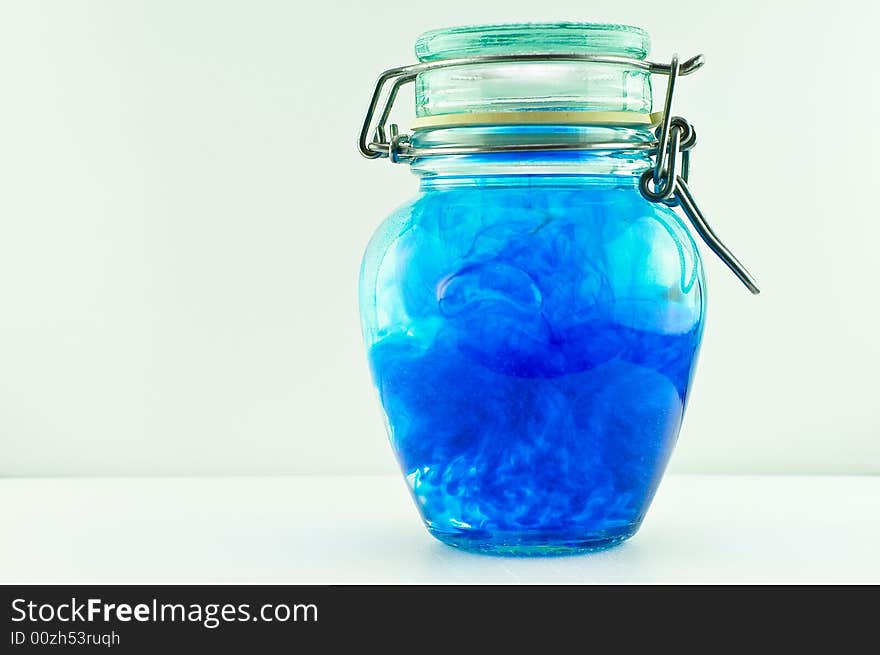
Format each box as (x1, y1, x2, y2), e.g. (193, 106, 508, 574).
(415, 23, 650, 62)
(359, 24, 705, 555)
(360, 153, 705, 554)
(415, 23, 652, 117)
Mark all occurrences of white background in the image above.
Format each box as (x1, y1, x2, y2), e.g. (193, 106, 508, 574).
(0, 0, 877, 477)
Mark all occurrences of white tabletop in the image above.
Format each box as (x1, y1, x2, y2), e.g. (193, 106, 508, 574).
(2, 475, 877, 584)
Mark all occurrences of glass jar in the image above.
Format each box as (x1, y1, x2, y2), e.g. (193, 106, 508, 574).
(358, 23, 757, 555)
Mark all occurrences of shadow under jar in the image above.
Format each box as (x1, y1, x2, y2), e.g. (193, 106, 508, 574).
(358, 23, 753, 555)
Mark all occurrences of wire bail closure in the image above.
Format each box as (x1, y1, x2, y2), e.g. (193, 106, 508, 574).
(639, 55, 760, 294)
(358, 52, 760, 294)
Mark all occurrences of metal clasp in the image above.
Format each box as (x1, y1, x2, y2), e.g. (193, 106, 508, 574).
(358, 52, 760, 294)
(358, 53, 705, 161)
(639, 56, 760, 294)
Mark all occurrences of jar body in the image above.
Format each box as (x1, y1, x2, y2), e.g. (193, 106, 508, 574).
(359, 173, 705, 554)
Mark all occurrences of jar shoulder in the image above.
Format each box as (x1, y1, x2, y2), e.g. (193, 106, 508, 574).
(360, 184, 706, 342)
(362, 184, 704, 278)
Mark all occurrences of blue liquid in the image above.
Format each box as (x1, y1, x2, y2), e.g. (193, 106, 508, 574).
(360, 178, 705, 554)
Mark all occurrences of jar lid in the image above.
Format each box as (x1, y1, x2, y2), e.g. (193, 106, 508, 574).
(413, 23, 654, 119)
(415, 23, 650, 62)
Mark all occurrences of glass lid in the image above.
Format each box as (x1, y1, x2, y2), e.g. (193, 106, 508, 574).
(413, 23, 655, 119)
(415, 22, 651, 62)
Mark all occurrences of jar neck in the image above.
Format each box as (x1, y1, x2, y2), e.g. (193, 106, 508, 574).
(409, 124, 655, 186)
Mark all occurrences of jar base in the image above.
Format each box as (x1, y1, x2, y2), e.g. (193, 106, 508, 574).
(426, 524, 639, 557)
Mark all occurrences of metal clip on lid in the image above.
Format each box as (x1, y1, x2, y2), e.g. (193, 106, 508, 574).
(358, 52, 760, 294)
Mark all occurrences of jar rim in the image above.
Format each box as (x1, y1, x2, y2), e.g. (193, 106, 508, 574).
(413, 23, 655, 120)
(415, 22, 651, 63)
